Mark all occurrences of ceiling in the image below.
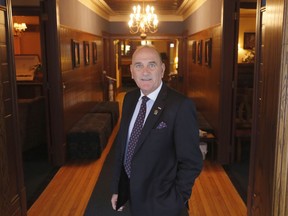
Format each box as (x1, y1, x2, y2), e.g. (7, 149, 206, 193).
(103, 0, 185, 15)
(79, 0, 206, 21)
(79, 0, 257, 22)
(101, 0, 257, 14)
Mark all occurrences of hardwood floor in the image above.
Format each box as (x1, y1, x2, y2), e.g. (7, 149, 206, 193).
(28, 93, 247, 215)
(189, 162, 247, 215)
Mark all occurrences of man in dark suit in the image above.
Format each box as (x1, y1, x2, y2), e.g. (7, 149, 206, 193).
(111, 45, 203, 216)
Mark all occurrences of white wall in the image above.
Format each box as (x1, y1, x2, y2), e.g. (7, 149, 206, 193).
(184, 0, 222, 35)
(59, 0, 109, 36)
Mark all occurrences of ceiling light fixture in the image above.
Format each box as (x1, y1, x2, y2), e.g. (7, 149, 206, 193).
(128, 2, 158, 39)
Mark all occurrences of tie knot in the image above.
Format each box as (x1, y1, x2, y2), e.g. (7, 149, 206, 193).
(142, 96, 149, 103)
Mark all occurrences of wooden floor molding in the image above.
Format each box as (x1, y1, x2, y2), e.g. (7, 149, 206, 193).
(28, 93, 247, 215)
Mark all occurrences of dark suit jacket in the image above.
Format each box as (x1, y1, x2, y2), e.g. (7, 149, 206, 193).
(112, 83, 203, 216)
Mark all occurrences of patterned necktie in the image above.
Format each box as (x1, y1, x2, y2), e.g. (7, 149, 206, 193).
(124, 96, 149, 178)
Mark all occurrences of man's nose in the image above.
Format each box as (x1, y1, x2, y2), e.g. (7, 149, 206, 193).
(142, 66, 151, 73)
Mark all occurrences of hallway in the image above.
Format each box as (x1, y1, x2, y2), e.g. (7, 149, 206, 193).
(27, 92, 246, 216)
(1, 1, 287, 215)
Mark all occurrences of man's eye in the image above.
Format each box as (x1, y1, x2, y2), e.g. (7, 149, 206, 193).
(135, 64, 143, 69)
(148, 63, 157, 69)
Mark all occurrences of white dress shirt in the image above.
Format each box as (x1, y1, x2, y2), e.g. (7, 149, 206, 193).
(125, 82, 163, 154)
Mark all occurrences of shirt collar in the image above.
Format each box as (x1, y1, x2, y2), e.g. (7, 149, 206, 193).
(140, 81, 162, 102)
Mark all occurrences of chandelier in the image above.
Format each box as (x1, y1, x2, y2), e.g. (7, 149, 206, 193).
(13, 22, 27, 36)
(128, 3, 158, 39)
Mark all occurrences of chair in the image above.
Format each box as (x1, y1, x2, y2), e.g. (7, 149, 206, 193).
(235, 92, 252, 162)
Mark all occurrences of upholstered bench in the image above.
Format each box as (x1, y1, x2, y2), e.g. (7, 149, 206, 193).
(89, 101, 119, 127)
(67, 113, 112, 160)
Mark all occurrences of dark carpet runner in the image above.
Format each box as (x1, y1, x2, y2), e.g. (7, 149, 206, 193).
(85, 141, 249, 215)
(84, 143, 131, 216)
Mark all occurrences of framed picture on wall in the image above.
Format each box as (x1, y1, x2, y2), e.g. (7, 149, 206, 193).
(192, 41, 196, 63)
(71, 39, 80, 68)
(204, 38, 212, 67)
(197, 40, 202, 64)
(92, 42, 97, 64)
(244, 32, 255, 49)
(83, 41, 90, 65)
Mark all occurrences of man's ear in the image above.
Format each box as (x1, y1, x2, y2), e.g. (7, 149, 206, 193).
(130, 65, 134, 79)
(161, 63, 165, 77)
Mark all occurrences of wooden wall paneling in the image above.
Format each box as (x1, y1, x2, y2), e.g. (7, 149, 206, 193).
(177, 35, 186, 94)
(249, 0, 285, 215)
(272, 0, 288, 215)
(59, 26, 104, 133)
(60, 26, 103, 105)
(247, 2, 265, 213)
(187, 25, 222, 150)
(0, 4, 26, 216)
(273, 28, 288, 216)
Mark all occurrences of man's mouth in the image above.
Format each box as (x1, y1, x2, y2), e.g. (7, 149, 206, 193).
(141, 78, 152, 81)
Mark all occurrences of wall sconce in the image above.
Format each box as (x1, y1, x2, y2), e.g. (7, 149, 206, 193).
(13, 22, 27, 36)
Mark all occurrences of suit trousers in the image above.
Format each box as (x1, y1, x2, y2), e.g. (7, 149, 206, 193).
(124, 202, 189, 216)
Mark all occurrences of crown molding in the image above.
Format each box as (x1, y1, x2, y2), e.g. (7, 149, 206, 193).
(177, 0, 207, 20)
(78, 0, 113, 20)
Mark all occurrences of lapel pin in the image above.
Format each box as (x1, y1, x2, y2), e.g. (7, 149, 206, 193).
(154, 107, 162, 115)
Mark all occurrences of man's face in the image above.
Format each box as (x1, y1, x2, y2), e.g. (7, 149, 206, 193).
(130, 47, 165, 95)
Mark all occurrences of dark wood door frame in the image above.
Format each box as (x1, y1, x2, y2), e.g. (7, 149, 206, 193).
(231, 2, 257, 163)
(218, 0, 239, 164)
(0, 0, 26, 214)
(13, 1, 65, 166)
(12, 6, 53, 164)
(41, 0, 65, 166)
(102, 32, 115, 101)
(230, 0, 241, 163)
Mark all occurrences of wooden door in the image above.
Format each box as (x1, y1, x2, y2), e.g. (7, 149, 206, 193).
(272, 0, 288, 214)
(0, 1, 26, 215)
(102, 34, 112, 101)
(247, 0, 286, 215)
